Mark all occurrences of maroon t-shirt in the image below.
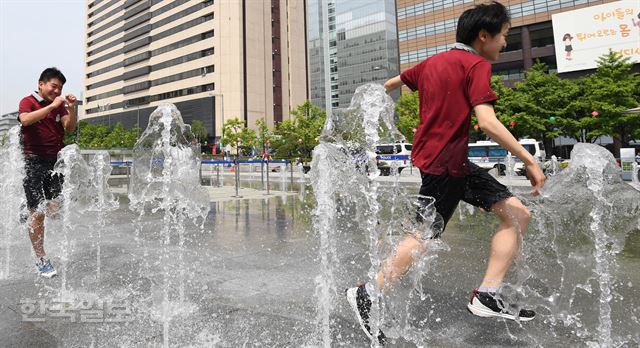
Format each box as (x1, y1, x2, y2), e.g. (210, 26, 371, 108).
(400, 49, 498, 177)
(18, 93, 68, 159)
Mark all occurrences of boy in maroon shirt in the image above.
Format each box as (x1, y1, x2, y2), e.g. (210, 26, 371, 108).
(18, 67, 77, 278)
(346, 2, 546, 343)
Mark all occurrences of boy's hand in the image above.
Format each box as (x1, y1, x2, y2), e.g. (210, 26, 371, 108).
(51, 96, 66, 109)
(525, 162, 545, 196)
(65, 94, 78, 108)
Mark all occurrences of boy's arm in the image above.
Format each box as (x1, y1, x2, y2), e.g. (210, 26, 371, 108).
(384, 75, 404, 93)
(61, 94, 78, 132)
(474, 103, 545, 195)
(19, 96, 65, 126)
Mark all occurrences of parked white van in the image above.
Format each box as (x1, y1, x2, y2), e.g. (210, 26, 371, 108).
(468, 139, 545, 175)
(375, 143, 412, 175)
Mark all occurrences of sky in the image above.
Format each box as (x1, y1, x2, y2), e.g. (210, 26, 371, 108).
(0, 0, 84, 115)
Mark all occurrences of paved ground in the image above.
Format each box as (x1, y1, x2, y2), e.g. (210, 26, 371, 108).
(1, 176, 639, 347)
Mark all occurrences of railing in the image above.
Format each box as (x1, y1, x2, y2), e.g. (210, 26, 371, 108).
(110, 159, 300, 196)
(109, 155, 416, 196)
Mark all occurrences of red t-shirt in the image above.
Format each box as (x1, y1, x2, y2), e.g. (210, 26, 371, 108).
(18, 93, 68, 159)
(400, 49, 498, 177)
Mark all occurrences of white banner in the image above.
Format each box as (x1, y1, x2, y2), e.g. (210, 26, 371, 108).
(551, 0, 640, 73)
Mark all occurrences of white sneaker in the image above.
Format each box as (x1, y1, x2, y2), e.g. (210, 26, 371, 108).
(36, 258, 57, 278)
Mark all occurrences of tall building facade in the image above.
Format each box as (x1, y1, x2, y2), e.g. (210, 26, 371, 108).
(396, 0, 627, 84)
(0, 111, 20, 138)
(307, 0, 400, 109)
(83, 0, 307, 141)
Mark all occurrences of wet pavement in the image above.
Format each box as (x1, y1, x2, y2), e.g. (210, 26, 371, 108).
(1, 180, 639, 347)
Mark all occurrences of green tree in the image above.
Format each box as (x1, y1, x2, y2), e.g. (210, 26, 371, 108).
(73, 121, 92, 147)
(573, 51, 640, 155)
(256, 118, 272, 154)
(237, 126, 257, 156)
(87, 124, 110, 148)
(271, 120, 296, 158)
(510, 62, 579, 145)
(394, 91, 419, 142)
(190, 120, 208, 143)
(70, 122, 140, 149)
(63, 128, 77, 145)
(222, 118, 245, 156)
(122, 127, 139, 148)
(102, 123, 129, 148)
(272, 100, 326, 159)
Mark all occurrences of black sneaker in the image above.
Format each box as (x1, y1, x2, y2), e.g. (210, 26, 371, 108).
(467, 288, 535, 321)
(345, 284, 386, 344)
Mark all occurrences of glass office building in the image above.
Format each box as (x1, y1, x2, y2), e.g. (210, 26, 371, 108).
(307, 0, 400, 109)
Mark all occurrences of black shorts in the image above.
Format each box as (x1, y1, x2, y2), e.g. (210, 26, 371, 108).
(417, 162, 513, 237)
(23, 157, 64, 211)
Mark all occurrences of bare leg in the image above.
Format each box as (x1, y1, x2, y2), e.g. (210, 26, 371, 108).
(46, 199, 61, 219)
(376, 234, 426, 291)
(373, 197, 530, 291)
(480, 197, 531, 288)
(28, 211, 47, 259)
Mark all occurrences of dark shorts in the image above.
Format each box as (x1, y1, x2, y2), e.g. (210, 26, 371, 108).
(23, 157, 64, 211)
(565, 45, 572, 52)
(417, 162, 513, 237)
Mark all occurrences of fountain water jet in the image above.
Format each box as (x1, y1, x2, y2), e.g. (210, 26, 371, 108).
(128, 103, 210, 347)
(53, 144, 94, 298)
(0, 126, 26, 279)
(87, 151, 119, 280)
(310, 84, 444, 346)
(522, 143, 640, 346)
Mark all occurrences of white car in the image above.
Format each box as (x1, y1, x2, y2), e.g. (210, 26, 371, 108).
(468, 139, 546, 175)
(376, 143, 412, 175)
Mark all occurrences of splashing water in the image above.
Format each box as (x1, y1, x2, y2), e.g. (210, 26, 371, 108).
(128, 103, 210, 348)
(53, 145, 96, 298)
(521, 143, 640, 346)
(297, 162, 306, 183)
(505, 153, 516, 182)
(129, 104, 209, 216)
(86, 151, 119, 280)
(310, 83, 442, 346)
(310, 83, 397, 346)
(0, 126, 26, 279)
(375, 194, 447, 341)
(549, 155, 559, 176)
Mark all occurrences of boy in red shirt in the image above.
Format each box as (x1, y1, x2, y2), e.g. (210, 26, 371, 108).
(18, 67, 77, 278)
(346, 2, 546, 343)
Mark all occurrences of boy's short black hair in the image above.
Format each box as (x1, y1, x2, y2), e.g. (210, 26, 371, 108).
(38, 67, 66, 85)
(456, 2, 511, 45)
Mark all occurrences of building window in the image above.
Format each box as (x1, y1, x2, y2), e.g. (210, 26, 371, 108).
(505, 28, 522, 52)
(530, 23, 554, 48)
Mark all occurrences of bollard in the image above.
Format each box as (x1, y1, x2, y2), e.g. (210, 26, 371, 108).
(233, 158, 242, 198)
(265, 160, 271, 195)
